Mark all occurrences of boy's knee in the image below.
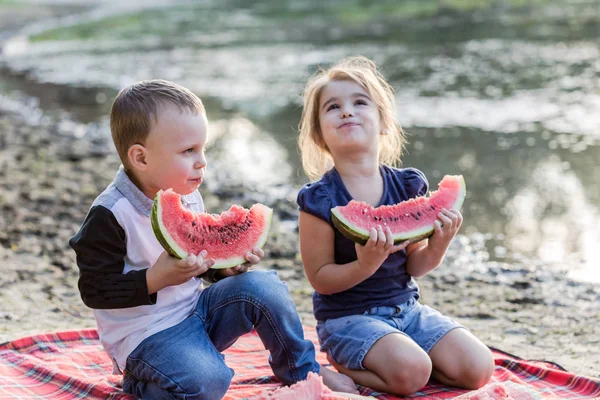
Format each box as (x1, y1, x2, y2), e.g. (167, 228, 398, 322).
(239, 270, 288, 299)
(243, 269, 281, 285)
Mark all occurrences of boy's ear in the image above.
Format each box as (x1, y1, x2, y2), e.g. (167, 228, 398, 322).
(127, 144, 148, 171)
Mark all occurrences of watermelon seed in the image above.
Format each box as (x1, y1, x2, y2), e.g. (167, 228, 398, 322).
(192, 221, 196, 227)
(430, 206, 435, 210)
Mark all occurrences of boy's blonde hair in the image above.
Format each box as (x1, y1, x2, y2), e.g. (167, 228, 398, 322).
(298, 56, 406, 181)
(110, 79, 205, 169)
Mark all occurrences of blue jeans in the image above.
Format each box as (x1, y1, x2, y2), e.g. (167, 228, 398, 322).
(122, 270, 320, 399)
(317, 296, 464, 370)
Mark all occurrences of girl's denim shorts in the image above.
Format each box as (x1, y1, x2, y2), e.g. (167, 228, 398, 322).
(316, 296, 465, 371)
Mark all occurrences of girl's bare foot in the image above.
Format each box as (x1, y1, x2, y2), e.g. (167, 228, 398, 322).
(319, 366, 359, 394)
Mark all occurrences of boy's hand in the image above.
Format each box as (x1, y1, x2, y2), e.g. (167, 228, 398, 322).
(147, 250, 214, 294)
(355, 226, 409, 273)
(205, 248, 265, 282)
(428, 208, 463, 257)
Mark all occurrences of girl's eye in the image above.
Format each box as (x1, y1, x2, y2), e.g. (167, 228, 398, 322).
(355, 99, 367, 106)
(326, 104, 339, 111)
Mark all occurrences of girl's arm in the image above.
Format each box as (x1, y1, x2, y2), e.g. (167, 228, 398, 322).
(299, 211, 407, 295)
(406, 208, 463, 277)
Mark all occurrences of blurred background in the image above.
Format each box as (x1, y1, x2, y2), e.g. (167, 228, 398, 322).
(2, 0, 598, 282)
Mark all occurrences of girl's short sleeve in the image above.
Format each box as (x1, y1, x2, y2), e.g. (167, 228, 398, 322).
(403, 168, 429, 198)
(297, 183, 333, 224)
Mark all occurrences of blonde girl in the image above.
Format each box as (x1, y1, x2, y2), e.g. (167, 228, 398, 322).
(296, 56, 494, 396)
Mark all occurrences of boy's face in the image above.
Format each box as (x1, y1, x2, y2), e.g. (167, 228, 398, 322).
(140, 105, 208, 197)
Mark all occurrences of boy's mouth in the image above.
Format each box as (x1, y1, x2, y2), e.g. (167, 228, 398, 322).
(189, 177, 203, 184)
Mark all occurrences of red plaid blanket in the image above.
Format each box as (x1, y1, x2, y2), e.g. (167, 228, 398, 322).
(0, 327, 598, 399)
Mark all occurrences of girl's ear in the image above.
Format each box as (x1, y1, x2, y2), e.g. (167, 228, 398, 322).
(127, 144, 148, 172)
(380, 122, 390, 135)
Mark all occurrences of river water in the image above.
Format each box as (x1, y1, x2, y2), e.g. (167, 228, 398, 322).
(1, 0, 599, 282)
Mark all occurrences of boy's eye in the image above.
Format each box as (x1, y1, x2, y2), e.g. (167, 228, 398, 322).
(184, 148, 194, 154)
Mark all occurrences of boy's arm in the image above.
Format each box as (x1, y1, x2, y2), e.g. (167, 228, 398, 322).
(70, 206, 157, 309)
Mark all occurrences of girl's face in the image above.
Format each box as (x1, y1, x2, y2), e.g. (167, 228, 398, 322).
(318, 79, 381, 156)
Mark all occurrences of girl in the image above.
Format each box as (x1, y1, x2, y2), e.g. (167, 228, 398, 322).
(296, 56, 494, 396)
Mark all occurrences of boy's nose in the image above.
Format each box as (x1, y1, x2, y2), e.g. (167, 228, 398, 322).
(194, 155, 207, 169)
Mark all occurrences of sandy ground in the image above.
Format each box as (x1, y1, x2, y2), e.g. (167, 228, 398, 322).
(0, 106, 598, 381)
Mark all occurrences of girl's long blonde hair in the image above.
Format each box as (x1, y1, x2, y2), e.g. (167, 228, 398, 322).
(298, 56, 406, 181)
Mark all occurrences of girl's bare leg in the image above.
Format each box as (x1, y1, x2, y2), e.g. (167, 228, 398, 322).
(327, 333, 432, 396)
(428, 328, 494, 389)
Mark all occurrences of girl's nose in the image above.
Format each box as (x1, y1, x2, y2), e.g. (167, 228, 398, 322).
(340, 108, 354, 118)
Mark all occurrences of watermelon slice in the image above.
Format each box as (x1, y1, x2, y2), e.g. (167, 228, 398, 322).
(249, 372, 376, 399)
(151, 189, 273, 269)
(331, 175, 466, 245)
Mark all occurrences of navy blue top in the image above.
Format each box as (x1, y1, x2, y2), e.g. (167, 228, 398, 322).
(297, 165, 429, 321)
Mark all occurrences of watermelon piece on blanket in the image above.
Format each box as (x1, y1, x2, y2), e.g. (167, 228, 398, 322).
(331, 175, 466, 245)
(151, 189, 273, 269)
(249, 372, 375, 399)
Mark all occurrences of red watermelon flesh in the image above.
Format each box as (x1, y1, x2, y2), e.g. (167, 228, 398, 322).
(151, 189, 272, 269)
(331, 175, 465, 245)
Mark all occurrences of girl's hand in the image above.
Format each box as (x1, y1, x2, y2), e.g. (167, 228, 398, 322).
(355, 226, 409, 273)
(209, 248, 265, 281)
(428, 208, 463, 256)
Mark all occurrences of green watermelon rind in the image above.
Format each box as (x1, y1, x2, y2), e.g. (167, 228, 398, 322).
(332, 211, 434, 246)
(331, 176, 466, 246)
(151, 193, 188, 259)
(151, 192, 273, 269)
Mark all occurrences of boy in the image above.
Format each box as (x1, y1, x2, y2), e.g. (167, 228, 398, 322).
(69, 80, 357, 399)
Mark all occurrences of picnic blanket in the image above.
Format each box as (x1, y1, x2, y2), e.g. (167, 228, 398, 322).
(1, 327, 598, 399)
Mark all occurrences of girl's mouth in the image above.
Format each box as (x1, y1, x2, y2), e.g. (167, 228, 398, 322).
(339, 122, 360, 128)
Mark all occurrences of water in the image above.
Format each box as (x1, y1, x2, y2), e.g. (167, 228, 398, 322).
(0, 0, 598, 282)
